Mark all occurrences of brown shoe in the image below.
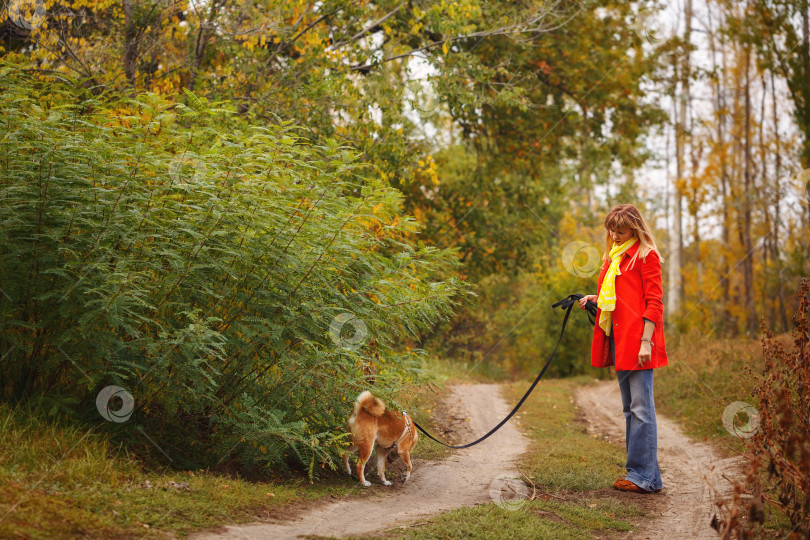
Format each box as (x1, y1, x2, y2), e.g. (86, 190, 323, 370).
(612, 479, 662, 494)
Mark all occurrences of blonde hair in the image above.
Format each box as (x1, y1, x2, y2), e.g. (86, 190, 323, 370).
(602, 204, 664, 269)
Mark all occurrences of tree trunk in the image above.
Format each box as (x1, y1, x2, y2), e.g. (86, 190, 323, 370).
(123, 0, 138, 93)
(709, 1, 734, 334)
(770, 69, 789, 332)
(742, 30, 757, 335)
(801, 0, 810, 168)
(803, 0, 810, 232)
(758, 74, 771, 327)
(188, 0, 221, 91)
(669, 0, 691, 319)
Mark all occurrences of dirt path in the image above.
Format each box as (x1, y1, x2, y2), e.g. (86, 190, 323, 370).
(575, 381, 746, 539)
(192, 384, 529, 539)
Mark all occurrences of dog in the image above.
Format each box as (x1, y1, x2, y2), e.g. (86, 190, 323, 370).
(341, 390, 418, 486)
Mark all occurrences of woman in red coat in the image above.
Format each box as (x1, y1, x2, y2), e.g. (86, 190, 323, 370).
(579, 204, 668, 494)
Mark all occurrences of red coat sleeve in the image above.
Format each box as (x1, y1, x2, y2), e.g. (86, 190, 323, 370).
(639, 250, 664, 324)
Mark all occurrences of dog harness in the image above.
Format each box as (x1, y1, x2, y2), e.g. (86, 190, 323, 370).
(385, 411, 412, 452)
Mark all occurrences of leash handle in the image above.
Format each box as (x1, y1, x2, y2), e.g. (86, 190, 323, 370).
(411, 293, 595, 450)
(554, 293, 597, 325)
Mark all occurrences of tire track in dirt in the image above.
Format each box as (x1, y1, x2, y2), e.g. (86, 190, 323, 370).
(192, 384, 529, 539)
(575, 381, 746, 539)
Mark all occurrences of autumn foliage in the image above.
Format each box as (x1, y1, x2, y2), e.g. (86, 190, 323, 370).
(713, 278, 810, 537)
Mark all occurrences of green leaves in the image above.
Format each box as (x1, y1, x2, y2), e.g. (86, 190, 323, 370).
(0, 68, 467, 474)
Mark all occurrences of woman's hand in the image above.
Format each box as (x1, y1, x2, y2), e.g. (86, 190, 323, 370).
(578, 294, 597, 310)
(637, 340, 652, 366)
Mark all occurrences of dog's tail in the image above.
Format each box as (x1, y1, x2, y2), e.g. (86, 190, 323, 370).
(355, 390, 385, 417)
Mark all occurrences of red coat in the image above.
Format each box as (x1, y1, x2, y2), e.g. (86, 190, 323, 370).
(590, 241, 668, 371)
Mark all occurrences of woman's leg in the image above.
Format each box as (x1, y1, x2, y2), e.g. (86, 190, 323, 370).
(622, 369, 663, 492)
(616, 370, 632, 454)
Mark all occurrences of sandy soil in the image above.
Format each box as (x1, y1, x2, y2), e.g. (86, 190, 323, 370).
(191, 383, 529, 540)
(575, 380, 746, 540)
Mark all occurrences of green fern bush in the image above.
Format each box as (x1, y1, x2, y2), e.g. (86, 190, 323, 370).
(0, 67, 468, 474)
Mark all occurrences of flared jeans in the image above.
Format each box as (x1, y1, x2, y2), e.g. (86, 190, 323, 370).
(615, 369, 663, 492)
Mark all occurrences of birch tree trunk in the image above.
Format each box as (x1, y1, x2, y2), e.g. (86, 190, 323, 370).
(770, 69, 789, 332)
(669, 0, 691, 318)
(742, 16, 757, 335)
(709, 0, 734, 333)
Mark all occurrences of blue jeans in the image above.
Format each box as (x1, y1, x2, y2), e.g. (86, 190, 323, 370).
(616, 369, 663, 491)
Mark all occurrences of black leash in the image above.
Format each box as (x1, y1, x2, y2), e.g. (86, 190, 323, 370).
(410, 293, 597, 449)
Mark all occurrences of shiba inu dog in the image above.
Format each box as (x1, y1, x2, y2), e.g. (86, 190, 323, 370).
(342, 391, 418, 486)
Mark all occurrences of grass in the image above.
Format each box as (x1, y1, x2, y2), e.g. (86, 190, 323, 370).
(372, 497, 644, 540)
(654, 329, 769, 455)
(0, 373, 458, 539)
(0, 401, 370, 539)
(383, 375, 649, 539)
(504, 376, 628, 491)
(397, 374, 453, 462)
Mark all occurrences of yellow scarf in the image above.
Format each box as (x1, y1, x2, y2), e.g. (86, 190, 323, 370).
(597, 236, 638, 336)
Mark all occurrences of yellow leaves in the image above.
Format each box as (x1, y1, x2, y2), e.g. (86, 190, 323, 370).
(71, 0, 117, 9)
(442, 41, 449, 55)
(302, 30, 323, 48)
(416, 155, 439, 186)
(104, 106, 134, 129)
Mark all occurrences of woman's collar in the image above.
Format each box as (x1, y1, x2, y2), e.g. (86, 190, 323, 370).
(623, 238, 641, 258)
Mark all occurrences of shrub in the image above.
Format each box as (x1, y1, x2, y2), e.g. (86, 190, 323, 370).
(0, 67, 469, 475)
(712, 278, 809, 537)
